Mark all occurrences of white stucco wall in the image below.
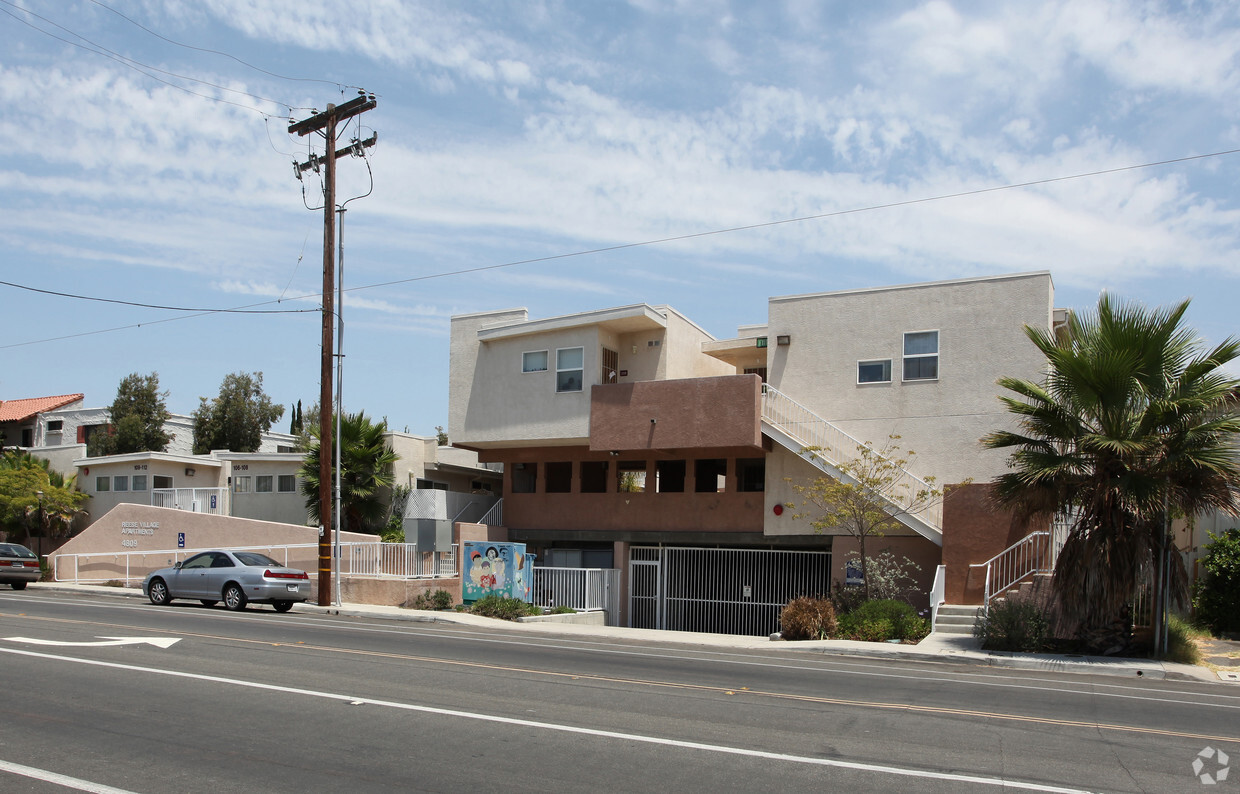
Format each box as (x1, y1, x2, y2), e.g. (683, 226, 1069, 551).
(765, 271, 1054, 485)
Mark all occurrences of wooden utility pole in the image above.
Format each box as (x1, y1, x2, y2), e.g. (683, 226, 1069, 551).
(289, 93, 377, 606)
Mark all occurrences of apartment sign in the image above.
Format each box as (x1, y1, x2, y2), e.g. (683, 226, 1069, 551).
(120, 520, 159, 549)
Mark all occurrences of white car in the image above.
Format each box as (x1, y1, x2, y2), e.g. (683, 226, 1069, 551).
(143, 550, 311, 612)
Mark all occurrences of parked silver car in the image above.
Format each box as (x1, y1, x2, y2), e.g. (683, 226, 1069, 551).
(142, 550, 311, 612)
(0, 543, 41, 590)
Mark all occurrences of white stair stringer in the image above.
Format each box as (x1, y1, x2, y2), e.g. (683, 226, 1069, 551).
(760, 385, 943, 546)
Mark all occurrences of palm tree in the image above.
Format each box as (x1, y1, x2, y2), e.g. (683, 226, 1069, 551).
(300, 411, 399, 534)
(983, 294, 1240, 652)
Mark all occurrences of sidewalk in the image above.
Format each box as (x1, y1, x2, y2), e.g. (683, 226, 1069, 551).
(25, 582, 1222, 684)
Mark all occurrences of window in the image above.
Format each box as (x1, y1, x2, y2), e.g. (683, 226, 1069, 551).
(694, 458, 727, 493)
(522, 350, 548, 373)
(470, 480, 493, 492)
(655, 460, 685, 493)
(153, 475, 173, 489)
(95, 476, 110, 492)
(617, 461, 645, 492)
(743, 367, 768, 383)
(256, 475, 273, 493)
(113, 476, 129, 492)
(737, 458, 765, 492)
(903, 331, 939, 381)
(858, 359, 892, 384)
(601, 347, 619, 383)
(278, 475, 297, 492)
(415, 478, 448, 491)
(511, 463, 537, 494)
(47, 420, 63, 432)
(276, 445, 296, 453)
(580, 461, 608, 493)
(556, 347, 584, 392)
(233, 475, 252, 493)
(545, 462, 572, 493)
(132, 475, 147, 491)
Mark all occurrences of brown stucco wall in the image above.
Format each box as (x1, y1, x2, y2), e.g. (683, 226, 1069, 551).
(589, 375, 763, 452)
(829, 535, 942, 612)
(941, 483, 1045, 604)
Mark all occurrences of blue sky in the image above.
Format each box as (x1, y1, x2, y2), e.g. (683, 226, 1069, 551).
(3, 0, 1238, 436)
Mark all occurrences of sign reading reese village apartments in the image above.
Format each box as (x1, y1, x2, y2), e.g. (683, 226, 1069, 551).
(120, 521, 159, 548)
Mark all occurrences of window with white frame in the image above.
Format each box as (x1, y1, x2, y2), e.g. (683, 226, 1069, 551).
(95, 476, 110, 492)
(113, 475, 129, 492)
(857, 359, 892, 384)
(255, 475, 273, 493)
(278, 474, 296, 492)
(132, 475, 147, 491)
(556, 347, 584, 392)
(522, 350, 548, 373)
(234, 475, 252, 493)
(903, 331, 939, 381)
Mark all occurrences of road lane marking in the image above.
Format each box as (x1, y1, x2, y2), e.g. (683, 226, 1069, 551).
(0, 759, 138, 793)
(0, 645, 1093, 793)
(3, 636, 180, 648)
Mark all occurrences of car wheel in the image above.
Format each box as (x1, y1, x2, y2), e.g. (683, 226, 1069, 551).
(200, 600, 218, 607)
(11, 581, 27, 591)
(272, 600, 294, 613)
(223, 583, 248, 611)
(148, 578, 171, 605)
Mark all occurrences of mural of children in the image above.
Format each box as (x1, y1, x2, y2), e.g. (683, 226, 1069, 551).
(485, 546, 506, 588)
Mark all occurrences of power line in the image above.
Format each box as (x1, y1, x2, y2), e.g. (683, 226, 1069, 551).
(5, 145, 1239, 349)
(84, 0, 364, 92)
(0, 0, 302, 115)
(0, 279, 317, 314)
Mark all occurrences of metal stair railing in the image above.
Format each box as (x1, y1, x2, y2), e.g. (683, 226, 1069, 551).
(968, 531, 1053, 611)
(478, 498, 503, 528)
(760, 384, 942, 531)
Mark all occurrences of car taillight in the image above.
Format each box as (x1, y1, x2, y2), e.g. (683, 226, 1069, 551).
(22, 561, 39, 568)
(263, 569, 309, 580)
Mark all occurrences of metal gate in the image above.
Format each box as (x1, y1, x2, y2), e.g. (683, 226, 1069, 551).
(628, 546, 831, 636)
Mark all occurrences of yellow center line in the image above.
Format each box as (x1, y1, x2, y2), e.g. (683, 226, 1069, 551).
(7, 611, 1238, 746)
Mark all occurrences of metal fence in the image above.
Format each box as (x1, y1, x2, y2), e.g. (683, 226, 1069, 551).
(530, 566, 620, 618)
(52, 542, 459, 586)
(151, 488, 228, 515)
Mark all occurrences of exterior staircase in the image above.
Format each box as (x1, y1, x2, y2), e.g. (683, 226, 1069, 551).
(934, 604, 980, 635)
(759, 384, 942, 545)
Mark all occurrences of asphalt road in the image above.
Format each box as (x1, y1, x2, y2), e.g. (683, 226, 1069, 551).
(0, 590, 1235, 793)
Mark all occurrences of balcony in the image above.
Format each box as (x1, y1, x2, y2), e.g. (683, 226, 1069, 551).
(589, 374, 763, 453)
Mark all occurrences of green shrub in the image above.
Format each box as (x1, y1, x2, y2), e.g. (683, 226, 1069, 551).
(780, 596, 837, 640)
(1193, 528, 1240, 636)
(1165, 614, 1204, 665)
(408, 589, 455, 610)
(468, 594, 540, 620)
(549, 605, 575, 614)
(830, 582, 866, 615)
(973, 598, 1052, 652)
(836, 599, 928, 642)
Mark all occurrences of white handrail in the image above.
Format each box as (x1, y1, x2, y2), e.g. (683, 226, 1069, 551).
(760, 384, 941, 530)
(929, 564, 946, 631)
(968, 531, 1052, 611)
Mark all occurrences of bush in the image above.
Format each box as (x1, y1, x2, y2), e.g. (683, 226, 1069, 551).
(408, 589, 454, 610)
(973, 598, 1052, 652)
(1193, 528, 1240, 636)
(549, 605, 576, 614)
(780, 596, 837, 640)
(1165, 614, 1204, 665)
(830, 582, 866, 615)
(836, 599, 928, 642)
(468, 594, 540, 620)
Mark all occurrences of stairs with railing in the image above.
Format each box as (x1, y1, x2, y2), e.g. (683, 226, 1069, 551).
(967, 530, 1056, 612)
(760, 384, 942, 544)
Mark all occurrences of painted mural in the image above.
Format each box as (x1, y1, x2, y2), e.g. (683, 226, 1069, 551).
(462, 541, 531, 603)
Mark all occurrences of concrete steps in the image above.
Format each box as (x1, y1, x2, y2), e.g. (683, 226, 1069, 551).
(934, 604, 980, 635)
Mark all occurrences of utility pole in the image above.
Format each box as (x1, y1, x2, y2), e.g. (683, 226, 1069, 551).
(289, 92, 377, 606)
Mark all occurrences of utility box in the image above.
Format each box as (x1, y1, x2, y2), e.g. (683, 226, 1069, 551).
(410, 518, 453, 552)
(462, 541, 531, 603)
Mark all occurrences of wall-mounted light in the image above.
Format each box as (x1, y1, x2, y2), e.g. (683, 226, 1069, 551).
(777, 335, 791, 346)
(609, 451, 620, 457)
(185, 468, 195, 477)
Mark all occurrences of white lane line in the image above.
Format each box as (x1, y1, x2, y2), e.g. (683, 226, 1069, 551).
(0, 759, 139, 793)
(0, 646, 1092, 793)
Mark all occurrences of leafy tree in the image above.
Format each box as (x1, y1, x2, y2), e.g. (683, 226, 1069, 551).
(299, 411, 398, 534)
(88, 372, 171, 456)
(435, 425, 448, 446)
(192, 372, 284, 454)
(983, 294, 1240, 653)
(787, 436, 944, 601)
(289, 400, 304, 436)
(0, 451, 87, 542)
(1193, 528, 1240, 636)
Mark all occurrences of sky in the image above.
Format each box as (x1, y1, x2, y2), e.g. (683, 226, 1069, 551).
(2, 0, 1239, 437)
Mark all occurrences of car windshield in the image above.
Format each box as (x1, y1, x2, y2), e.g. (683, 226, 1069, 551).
(0, 544, 36, 558)
(234, 552, 280, 567)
